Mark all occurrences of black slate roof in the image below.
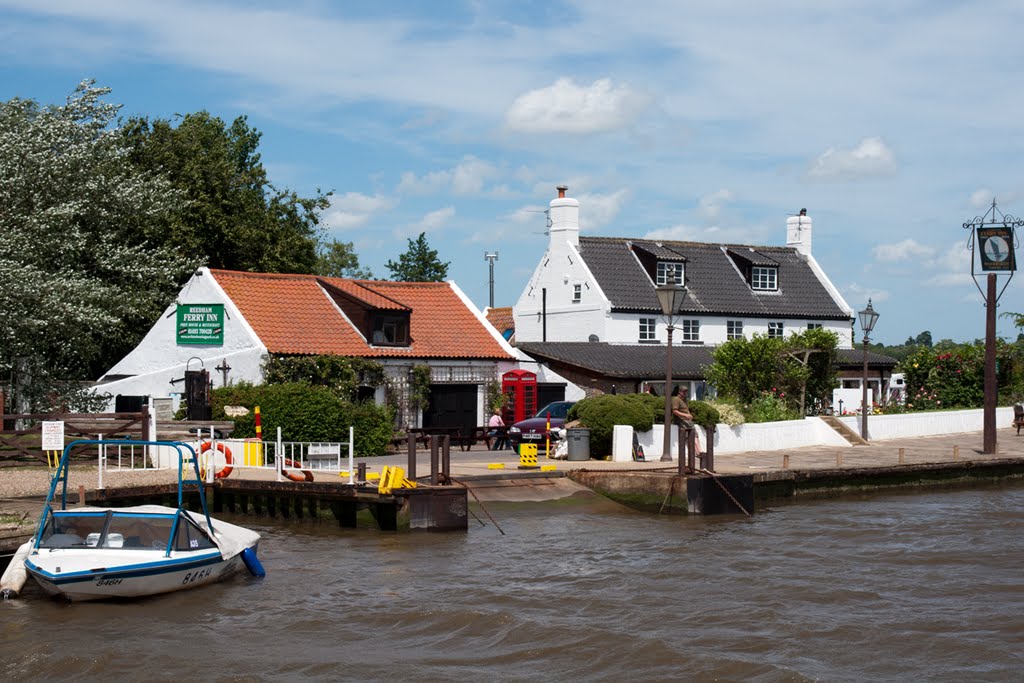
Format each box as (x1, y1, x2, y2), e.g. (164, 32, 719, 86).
(579, 236, 849, 319)
(517, 341, 897, 381)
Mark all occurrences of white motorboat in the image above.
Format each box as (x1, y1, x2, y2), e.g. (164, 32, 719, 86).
(20, 439, 265, 602)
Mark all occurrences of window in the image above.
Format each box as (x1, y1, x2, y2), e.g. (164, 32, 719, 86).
(573, 284, 581, 303)
(751, 266, 778, 290)
(807, 322, 823, 330)
(768, 321, 784, 338)
(371, 313, 410, 346)
(727, 320, 743, 340)
(639, 317, 656, 342)
(681, 319, 700, 342)
(656, 262, 684, 286)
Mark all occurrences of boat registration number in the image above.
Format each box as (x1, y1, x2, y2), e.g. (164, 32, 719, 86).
(182, 567, 213, 584)
(97, 578, 123, 586)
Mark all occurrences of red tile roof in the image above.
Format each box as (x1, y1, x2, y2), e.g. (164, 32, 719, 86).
(210, 269, 512, 359)
(486, 307, 515, 340)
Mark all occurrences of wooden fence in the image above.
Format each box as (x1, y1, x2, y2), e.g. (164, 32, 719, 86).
(0, 407, 150, 466)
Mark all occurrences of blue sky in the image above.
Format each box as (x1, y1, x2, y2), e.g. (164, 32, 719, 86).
(2, 0, 1023, 345)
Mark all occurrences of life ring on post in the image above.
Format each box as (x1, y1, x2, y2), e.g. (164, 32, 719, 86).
(282, 459, 314, 483)
(199, 441, 234, 479)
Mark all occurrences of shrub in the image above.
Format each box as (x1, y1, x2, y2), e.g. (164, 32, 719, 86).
(211, 381, 393, 456)
(569, 394, 656, 458)
(707, 400, 744, 426)
(689, 400, 720, 429)
(744, 390, 801, 423)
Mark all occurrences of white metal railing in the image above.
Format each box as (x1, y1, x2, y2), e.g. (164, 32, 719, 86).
(96, 426, 357, 487)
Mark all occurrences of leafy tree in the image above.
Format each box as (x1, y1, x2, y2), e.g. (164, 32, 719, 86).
(0, 81, 196, 408)
(915, 330, 933, 347)
(316, 239, 373, 279)
(704, 329, 838, 416)
(385, 232, 449, 282)
(121, 111, 329, 274)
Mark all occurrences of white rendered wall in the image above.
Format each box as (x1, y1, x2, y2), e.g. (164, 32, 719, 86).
(93, 268, 268, 410)
(603, 312, 852, 349)
(837, 407, 1015, 441)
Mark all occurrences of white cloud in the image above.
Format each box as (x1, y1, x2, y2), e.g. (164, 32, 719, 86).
(844, 283, 890, 305)
(397, 156, 500, 196)
(806, 137, 898, 181)
(578, 189, 630, 230)
(416, 206, 455, 231)
(969, 189, 994, 209)
(324, 192, 395, 232)
(698, 189, 733, 221)
(872, 239, 936, 263)
(505, 78, 646, 134)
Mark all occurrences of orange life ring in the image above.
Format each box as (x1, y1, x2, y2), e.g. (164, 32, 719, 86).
(282, 459, 314, 483)
(199, 441, 234, 479)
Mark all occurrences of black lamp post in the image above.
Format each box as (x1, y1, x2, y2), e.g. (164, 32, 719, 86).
(656, 272, 688, 462)
(858, 299, 879, 440)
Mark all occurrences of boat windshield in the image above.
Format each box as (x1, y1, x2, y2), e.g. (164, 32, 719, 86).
(38, 512, 215, 551)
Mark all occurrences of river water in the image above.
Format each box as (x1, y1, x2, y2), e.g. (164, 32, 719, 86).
(3, 482, 1022, 682)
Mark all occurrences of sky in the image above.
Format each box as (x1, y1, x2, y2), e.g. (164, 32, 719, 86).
(2, 0, 1023, 346)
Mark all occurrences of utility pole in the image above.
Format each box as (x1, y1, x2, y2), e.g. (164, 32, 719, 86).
(484, 252, 499, 308)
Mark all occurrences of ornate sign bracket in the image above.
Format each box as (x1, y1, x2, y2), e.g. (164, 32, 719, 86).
(962, 199, 1020, 306)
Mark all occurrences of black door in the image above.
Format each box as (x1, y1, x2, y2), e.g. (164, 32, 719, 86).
(537, 383, 566, 411)
(424, 384, 478, 435)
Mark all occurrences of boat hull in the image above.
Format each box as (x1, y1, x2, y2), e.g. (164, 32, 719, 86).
(25, 546, 252, 602)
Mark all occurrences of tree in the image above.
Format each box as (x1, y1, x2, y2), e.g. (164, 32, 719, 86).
(121, 112, 329, 274)
(316, 239, 373, 279)
(704, 329, 838, 414)
(385, 232, 450, 282)
(0, 81, 196, 409)
(914, 330, 933, 347)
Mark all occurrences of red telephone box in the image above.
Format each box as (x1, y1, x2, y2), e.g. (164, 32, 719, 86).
(501, 369, 537, 424)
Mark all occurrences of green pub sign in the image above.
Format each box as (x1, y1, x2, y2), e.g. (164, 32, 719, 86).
(176, 304, 224, 345)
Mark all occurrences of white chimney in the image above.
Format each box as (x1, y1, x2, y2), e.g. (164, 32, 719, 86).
(549, 185, 579, 249)
(786, 208, 812, 255)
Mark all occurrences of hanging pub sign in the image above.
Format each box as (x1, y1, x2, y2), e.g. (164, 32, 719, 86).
(176, 304, 224, 345)
(977, 226, 1016, 272)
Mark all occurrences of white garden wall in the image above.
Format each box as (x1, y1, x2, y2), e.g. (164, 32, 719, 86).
(632, 407, 1017, 459)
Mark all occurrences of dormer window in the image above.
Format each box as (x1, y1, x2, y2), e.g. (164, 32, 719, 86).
(751, 266, 778, 291)
(371, 313, 410, 346)
(656, 262, 684, 286)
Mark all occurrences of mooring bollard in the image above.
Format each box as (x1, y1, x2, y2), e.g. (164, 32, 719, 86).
(78, 484, 86, 506)
(430, 435, 441, 484)
(783, 453, 790, 469)
(357, 462, 367, 483)
(898, 447, 905, 464)
(953, 445, 960, 462)
(836, 452, 843, 467)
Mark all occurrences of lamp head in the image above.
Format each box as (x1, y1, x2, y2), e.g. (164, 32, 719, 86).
(858, 299, 879, 337)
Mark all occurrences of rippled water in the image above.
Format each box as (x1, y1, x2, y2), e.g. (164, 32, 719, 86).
(4, 483, 1023, 682)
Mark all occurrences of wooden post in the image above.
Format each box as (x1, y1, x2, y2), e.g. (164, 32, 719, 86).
(898, 447, 905, 464)
(406, 433, 416, 481)
(836, 452, 843, 467)
(783, 453, 790, 469)
(953, 445, 960, 462)
(78, 484, 86, 506)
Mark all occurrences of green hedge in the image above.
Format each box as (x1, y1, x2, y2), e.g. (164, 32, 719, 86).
(568, 394, 656, 458)
(212, 382, 393, 456)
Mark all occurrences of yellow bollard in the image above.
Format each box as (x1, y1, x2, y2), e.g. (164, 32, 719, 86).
(518, 443, 539, 470)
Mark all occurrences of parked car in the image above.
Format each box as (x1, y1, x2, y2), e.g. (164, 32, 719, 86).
(508, 401, 576, 451)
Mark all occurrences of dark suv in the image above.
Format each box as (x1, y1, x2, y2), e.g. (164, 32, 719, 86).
(507, 401, 576, 451)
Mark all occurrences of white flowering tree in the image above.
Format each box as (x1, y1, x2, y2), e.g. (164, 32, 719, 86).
(0, 81, 197, 412)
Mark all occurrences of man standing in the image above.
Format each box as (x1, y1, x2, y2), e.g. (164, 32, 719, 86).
(670, 386, 703, 463)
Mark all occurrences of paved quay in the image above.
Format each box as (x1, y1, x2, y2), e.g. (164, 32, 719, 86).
(2, 428, 1022, 524)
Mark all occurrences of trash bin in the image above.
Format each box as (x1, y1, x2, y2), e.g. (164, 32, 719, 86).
(566, 428, 591, 461)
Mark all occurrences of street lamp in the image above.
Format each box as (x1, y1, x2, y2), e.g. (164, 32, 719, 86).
(858, 299, 879, 440)
(656, 272, 688, 462)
